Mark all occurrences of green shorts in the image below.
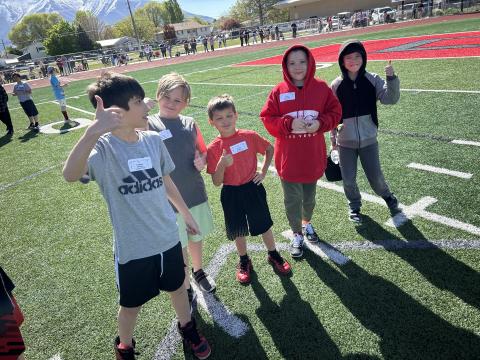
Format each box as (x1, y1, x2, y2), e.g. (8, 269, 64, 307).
(177, 201, 214, 248)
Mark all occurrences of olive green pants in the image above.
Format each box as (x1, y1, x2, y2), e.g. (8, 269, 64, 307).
(281, 180, 317, 233)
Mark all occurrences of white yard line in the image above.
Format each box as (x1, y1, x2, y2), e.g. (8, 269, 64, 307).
(188, 82, 480, 94)
(451, 139, 480, 147)
(407, 162, 473, 179)
(0, 164, 62, 192)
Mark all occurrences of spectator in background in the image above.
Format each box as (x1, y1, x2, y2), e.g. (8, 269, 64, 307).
(291, 22, 297, 38)
(82, 56, 89, 70)
(275, 25, 280, 40)
(218, 34, 223, 48)
(239, 31, 244, 47)
(184, 40, 190, 55)
(12, 72, 40, 130)
(259, 28, 265, 43)
(0, 82, 14, 136)
(56, 57, 65, 76)
(209, 35, 215, 51)
(202, 36, 209, 52)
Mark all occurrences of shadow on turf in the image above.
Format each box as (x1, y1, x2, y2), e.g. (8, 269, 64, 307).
(355, 215, 480, 310)
(17, 128, 40, 143)
(304, 251, 480, 359)
(191, 307, 269, 360)
(250, 272, 380, 360)
(0, 133, 13, 148)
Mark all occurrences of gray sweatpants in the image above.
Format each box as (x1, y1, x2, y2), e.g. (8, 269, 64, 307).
(281, 180, 317, 233)
(339, 142, 392, 211)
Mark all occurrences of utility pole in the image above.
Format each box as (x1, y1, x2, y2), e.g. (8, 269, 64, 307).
(126, 0, 142, 51)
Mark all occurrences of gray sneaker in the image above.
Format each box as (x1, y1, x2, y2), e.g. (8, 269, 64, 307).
(290, 233, 304, 258)
(302, 223, 319, 243)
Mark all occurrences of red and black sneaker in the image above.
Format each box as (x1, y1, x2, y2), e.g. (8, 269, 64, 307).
(268, 253, 292, 275)
(236, 259, 253, 284)
(114, 336, 139, 360)
(178, 318, 211, 359)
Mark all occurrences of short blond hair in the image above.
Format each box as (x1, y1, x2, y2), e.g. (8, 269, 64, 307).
(156, 72, 191, 103)
(207, 94, 236, 120)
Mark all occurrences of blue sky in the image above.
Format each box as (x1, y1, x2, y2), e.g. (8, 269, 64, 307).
(177, 0, 238, 19)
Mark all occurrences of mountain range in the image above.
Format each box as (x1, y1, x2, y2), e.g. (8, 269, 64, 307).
(0, 0, 214, 47)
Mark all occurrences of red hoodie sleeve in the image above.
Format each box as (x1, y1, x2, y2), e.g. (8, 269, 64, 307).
(318, 84, 342, 133)
(260, 88, 294, 138)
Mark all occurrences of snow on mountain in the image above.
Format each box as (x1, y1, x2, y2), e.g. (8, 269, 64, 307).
(0, 0, 214, 48)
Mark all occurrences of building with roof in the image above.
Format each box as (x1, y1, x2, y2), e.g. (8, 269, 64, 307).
(96, 37, 139, 51)
(156, 21, 213, 42)
(274, 0, 393, 19)
(21, 40, 47, 60)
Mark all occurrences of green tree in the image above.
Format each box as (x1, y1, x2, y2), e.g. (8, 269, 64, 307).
(164, 0, 184, 23)
(74, 10, 104, 42)
(8, 13, 63, 48)
(76, 25, 98, 51)
(102, 25, 118, 40)
(230, 0, 283, 25)
(43, 21, 78, 56)
(114, 15, 156, 42)
(135, 2, 169, 28)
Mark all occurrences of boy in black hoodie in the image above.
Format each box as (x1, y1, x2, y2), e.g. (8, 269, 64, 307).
(330, 39, 401, 224)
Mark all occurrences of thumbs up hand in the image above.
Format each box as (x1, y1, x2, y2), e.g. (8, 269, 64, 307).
(91, 95, 125, 135)
(385, 60, 395, 77)
(219, 149, 233, 168)
(193, 149, 207, 171)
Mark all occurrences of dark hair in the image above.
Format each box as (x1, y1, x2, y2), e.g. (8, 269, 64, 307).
(87, 72, 145, 110)
(207, 94, 236, 119)
(12, 72, 21, 79)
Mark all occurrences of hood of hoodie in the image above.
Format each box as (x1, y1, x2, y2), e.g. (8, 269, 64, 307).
(282, 44, 316, 88)
(338, 40, 367, 78)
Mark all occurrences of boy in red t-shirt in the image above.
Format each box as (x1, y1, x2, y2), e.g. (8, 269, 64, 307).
(206, 94, 291, 284)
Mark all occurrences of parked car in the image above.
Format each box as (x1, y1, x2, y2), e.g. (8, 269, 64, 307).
(400, 3, 425, 19)
(372, 7, 397, 24)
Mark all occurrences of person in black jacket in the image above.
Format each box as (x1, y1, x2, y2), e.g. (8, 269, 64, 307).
(330, 40, 401, 224)
(0, 266, 26, 359)
(0, 83, 14, 136)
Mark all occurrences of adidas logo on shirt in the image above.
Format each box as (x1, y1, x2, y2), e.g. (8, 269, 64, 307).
(118, 168, 163, 195)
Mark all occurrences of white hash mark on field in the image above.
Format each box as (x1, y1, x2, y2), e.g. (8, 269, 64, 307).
(48, 354, 62, 360)
(39, 118, 93, 134)
(451, 139, 480, 147)
(407, 163, 473, 179)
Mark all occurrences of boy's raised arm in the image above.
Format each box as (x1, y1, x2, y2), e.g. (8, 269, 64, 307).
(63, 96, 125, 182)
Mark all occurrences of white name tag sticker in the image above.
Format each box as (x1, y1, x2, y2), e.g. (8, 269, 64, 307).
(159, 129, 173, 141)
(230, 141, 248, 155)
(279, 92, 295, 102)
(128, 157, 152, 172)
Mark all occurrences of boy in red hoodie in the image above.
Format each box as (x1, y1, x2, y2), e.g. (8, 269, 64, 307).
(260, 45, 342, 258)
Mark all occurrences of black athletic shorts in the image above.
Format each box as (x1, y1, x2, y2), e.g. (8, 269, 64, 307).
(20, 100, 38, 117)
(220, 181, 273, 240)
(115, 242, 185, 308)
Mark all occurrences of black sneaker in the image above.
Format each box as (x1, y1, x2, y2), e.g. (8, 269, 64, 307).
(192, 268, 216, 293)
(27, 123, 35, 130)
(383, 194, 400, 215)
(349, 209, 362, 224)
(114, 336, 139, 360)
(289, 233, 304, 258)
(178, 318, 211, 359)
(302, 223, 319, 243)
(187, 287, 197, 313)
(6, 129, 13, 136)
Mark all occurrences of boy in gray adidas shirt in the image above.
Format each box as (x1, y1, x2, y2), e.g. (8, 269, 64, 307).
(63, 73, 211, 360)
